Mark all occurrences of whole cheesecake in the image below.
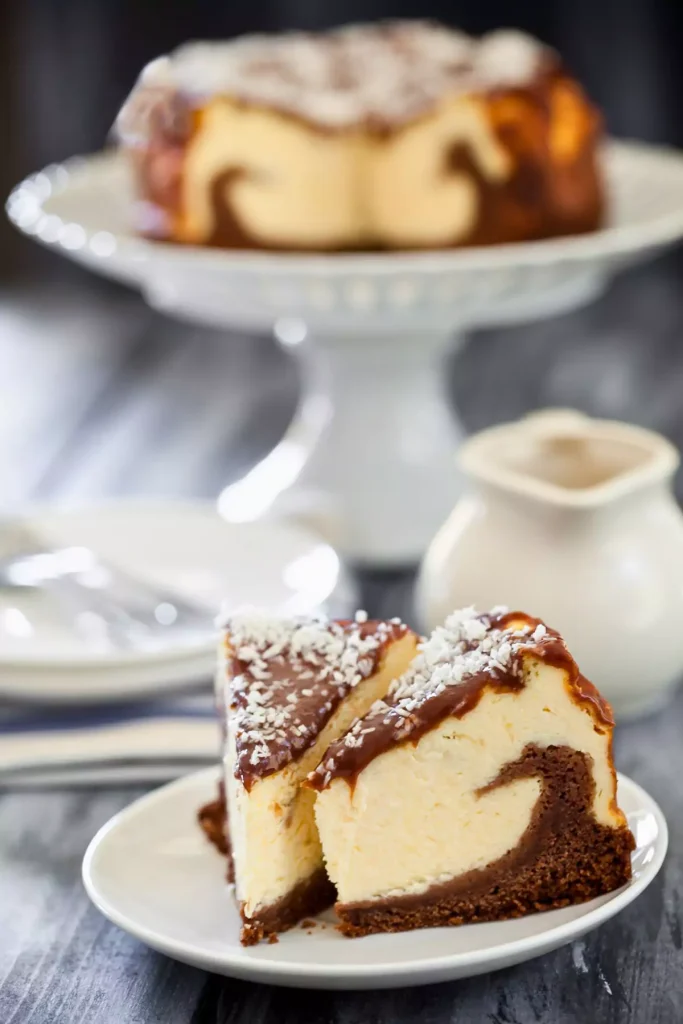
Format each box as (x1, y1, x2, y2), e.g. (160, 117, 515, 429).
(116, 21, 604, 251)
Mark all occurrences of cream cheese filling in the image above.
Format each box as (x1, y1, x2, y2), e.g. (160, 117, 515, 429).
(314, 656, 620, 904)
(225, 632, 418, 917)
(181, 95, 511, 247)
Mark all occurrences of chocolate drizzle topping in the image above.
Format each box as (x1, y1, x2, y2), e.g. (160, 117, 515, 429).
(224, 613, 409, 790)
(308, 608, 613, 790)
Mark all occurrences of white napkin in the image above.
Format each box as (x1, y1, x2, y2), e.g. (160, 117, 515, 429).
(0, 691, 219, 786)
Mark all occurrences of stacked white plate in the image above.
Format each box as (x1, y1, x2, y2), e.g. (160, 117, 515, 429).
(0, 500, 355, 704)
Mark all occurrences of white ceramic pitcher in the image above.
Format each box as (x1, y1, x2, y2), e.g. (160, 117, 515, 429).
(416, 409, 683, 718)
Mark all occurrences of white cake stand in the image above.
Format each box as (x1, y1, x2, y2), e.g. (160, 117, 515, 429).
(8, 141, 683, 564)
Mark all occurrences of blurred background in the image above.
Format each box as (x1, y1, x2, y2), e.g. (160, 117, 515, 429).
(2, 0, 683, 515)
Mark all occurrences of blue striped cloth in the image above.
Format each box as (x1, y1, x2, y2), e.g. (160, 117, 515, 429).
(0, 690, 219, 786)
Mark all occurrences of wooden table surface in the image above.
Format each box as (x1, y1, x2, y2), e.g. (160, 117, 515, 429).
(1, 256, 683, 1023)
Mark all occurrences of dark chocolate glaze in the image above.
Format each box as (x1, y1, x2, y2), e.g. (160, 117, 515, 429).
(308, 612, 613, 792)
(228, 619, 411, 791)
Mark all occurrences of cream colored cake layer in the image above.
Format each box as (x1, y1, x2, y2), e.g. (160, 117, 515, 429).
(314, 653, 620, 905)
(181, 96, 510, 248)
(225, 632, 418, 917)
(367, 96, 510, 246)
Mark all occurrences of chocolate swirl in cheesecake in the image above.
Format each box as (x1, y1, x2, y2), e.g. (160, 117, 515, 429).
(308, 609, 613, 792)
(224, 613, 409, 790)
(335, 743, 634, 937)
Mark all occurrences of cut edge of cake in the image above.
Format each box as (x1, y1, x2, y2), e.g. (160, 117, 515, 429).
(215, 611, 420, 944)
(308, 607, 635, 938)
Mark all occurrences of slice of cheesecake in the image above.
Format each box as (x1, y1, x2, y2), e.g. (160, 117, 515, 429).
(309, 607, 635, 937)
(220, 611, 419, 944)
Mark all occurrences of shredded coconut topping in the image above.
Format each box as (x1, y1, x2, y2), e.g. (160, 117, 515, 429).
(225, 612, 404, 781)
(333, 607, 553, 754)
(119, 21, 548, 134)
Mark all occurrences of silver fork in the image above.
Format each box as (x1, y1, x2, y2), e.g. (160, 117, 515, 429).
(0, 522, 216, 653)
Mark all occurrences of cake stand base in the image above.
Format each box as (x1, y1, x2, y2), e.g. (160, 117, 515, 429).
(219, 328, 465, 564)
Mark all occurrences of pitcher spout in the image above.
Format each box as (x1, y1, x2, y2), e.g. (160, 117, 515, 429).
(458, 409, 679, 508)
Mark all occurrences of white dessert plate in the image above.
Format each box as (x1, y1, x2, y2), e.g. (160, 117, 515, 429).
(0, 500, 352, 699)
(83, 766, 667, 990)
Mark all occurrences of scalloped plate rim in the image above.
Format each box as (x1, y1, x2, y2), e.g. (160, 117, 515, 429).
(9, 139, 683, 278)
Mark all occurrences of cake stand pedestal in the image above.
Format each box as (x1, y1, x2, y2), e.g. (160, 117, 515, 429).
(219, 328, 465, 565)
(142, 248, 604, 563)
(9, 142, 683, 563)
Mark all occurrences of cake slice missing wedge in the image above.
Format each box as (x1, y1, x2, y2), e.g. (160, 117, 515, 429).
(309, 607, 635, 937)
(221, 612, 419, 944)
